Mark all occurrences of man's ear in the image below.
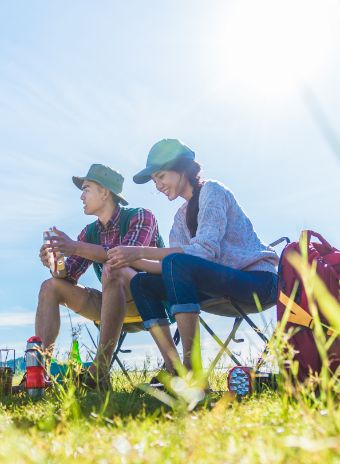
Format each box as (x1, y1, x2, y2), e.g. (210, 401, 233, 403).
(100, 186, 110, 201)
(105, 189, 117, 206)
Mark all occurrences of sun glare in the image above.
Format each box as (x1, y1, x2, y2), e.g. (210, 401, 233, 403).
(211, 0, 336, 99)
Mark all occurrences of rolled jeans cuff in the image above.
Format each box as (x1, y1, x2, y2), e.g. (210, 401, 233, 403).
(170, 303, 201, 316)
(143, 317, 171, 330)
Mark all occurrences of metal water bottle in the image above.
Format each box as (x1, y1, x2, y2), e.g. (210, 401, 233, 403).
(25, 336, 45, 400)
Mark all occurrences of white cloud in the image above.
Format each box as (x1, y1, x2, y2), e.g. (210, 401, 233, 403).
(0, 312, 34, 327)
(0, 308, 92, 328)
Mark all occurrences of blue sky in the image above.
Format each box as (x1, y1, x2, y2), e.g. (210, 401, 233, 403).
(1, 0, 339, 368)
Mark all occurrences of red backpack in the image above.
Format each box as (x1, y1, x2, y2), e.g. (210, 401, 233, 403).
(277, 230, 340, 382)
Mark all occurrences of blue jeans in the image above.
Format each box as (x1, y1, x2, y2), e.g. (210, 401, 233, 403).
(130, 253, 278, 329)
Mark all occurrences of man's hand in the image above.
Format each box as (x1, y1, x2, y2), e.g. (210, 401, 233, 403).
(107, 246, 143, 269)
(48, 227, 77, 256)
(39, 243, 51, 268)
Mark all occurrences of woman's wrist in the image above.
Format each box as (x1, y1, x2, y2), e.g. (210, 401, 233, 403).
(138, 247, 145, 260)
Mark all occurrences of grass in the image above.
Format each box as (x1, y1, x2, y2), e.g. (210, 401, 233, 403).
(0, 370, 339, 464)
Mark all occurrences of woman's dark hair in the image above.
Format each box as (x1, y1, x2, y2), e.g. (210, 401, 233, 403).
(170, 158, 203, 237)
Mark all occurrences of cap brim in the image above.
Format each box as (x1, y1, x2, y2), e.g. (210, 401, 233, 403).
(133, 153, 195, 185)
(72, 176, 85, 190)
(72, 176, 129, 206)
(133, 166, 155, 184)
(113, 193, 129, 206)
(133, 160, 178, 184)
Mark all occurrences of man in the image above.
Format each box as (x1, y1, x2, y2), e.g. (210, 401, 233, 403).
(35, 163, 161, 389)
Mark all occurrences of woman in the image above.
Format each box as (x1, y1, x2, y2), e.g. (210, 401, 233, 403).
(107, 139, 279, 374)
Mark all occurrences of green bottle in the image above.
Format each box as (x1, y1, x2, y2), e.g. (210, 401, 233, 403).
(69, 338, 82, 365)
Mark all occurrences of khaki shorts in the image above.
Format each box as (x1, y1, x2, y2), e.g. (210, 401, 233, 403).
(84, 287, 144, 332)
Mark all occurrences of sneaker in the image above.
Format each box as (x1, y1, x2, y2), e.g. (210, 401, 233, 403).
(79, 371, 112, 391)
(149, 376, 165, 390)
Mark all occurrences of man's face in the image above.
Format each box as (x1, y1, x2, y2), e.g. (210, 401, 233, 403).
(80, 180, 107, 215)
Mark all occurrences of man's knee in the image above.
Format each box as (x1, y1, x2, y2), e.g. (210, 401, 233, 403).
(39, 278, 63, 299)
(101, 265, 132, 288)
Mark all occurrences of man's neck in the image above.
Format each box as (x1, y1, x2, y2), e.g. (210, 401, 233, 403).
(97, 203, 118, 226)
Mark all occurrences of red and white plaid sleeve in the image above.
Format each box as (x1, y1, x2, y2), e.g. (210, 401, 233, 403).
(120, 208, 158, 247)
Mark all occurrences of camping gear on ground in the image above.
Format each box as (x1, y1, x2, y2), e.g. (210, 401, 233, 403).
(277, 230, 340, 382)
(0, 367, 13, 396)
(0, 349, 15, 397)
(228, 366, 252, 396)
(43, 229, 65, 275)
(25, 336, 45, 399)
(227, 366, 277, 397)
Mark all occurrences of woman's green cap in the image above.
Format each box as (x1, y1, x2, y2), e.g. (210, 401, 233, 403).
(133, 138, 195, 184)
(72, 164, 128, 205)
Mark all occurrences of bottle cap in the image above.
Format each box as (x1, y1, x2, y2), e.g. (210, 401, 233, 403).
(27, 336, 42, 343)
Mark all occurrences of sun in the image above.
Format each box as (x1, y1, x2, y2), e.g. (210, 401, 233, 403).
(209, 0, 336, 100)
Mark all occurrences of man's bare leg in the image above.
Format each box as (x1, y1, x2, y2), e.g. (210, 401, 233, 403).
(36, 267, 138, 379)
(89, 265, 137, 378)
(35, 278, 102, 363)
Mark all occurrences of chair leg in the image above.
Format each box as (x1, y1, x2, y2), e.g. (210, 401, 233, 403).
(230, 301, 271, 371)
(109, 332, 128, 368)
(113, 355, 134, 385)
(231, 301, 269, 344)
(109, 332, 134, 383)
(199, 316, 242, 366)
(173, 328, 181, 347)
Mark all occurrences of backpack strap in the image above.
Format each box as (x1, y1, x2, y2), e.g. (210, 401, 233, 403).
(156, 234, 165, 248)
(301, 230, 334, 251)
(279, 291, 314, 329)
(84, 220, 103, 282)
(119, 207, 165, 248)
(85, 220, 100, 244)
(279, 290, 336, 336)
(119, 207, 141, 240)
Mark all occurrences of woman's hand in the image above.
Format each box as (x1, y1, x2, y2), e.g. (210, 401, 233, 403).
(107, 246, 143, 269)
(48, 227, 77, 256)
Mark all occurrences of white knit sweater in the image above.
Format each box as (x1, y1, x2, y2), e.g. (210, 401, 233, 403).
(169, 180, 278, 273)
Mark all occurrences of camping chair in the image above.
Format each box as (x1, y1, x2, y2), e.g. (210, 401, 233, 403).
(197, 236, 290, 369)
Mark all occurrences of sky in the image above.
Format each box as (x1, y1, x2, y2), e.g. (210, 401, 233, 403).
(0, 0, 339, 369)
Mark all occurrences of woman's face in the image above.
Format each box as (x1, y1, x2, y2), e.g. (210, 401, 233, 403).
(152, 170, 189, 201)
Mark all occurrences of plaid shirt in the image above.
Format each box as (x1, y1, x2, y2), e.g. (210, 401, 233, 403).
(65, 206, 159, 283)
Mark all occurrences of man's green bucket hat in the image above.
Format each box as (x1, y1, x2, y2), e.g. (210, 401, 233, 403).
(72, 164, 128, 205)
(133, 138, 195, 184)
